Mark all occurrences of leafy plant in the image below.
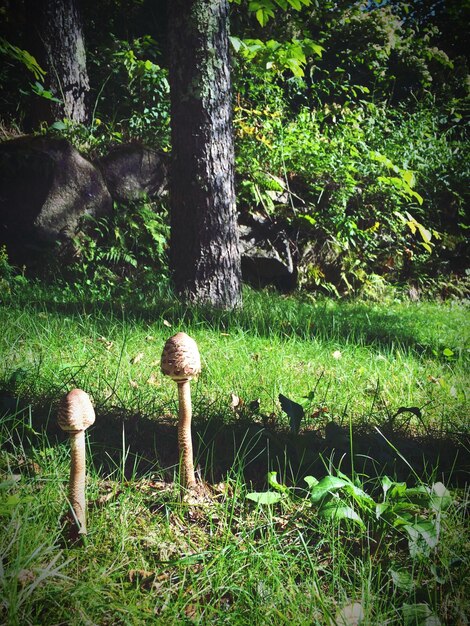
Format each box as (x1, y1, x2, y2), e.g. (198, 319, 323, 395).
(62, 198, 169, 300)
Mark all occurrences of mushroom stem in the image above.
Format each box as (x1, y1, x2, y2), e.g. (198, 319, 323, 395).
(177, 379, 196, 488)
(69, 430, 88, 534)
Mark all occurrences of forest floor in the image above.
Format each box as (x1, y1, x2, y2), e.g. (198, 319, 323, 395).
(0, 287, 469, 625)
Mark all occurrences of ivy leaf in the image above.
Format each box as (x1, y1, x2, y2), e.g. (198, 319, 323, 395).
(278, 393, 304, 434)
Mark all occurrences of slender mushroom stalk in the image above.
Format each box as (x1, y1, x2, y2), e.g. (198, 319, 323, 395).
(161, 332, 201, 489)
(57, 389, 95, 534)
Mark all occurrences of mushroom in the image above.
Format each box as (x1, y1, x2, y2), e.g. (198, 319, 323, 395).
(57, 388, 95, 534)
(161, 332, 201, 488)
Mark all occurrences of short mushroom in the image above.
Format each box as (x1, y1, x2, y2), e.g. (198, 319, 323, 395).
(57, 388, 95, 534)
(161, 332, 201, 488)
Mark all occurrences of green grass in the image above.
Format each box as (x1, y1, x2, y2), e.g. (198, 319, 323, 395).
(0, 285, 469, 624)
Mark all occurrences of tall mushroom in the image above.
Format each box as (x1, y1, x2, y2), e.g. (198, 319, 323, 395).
(57, 388, 95, 535)
(161, 332, 201, 488)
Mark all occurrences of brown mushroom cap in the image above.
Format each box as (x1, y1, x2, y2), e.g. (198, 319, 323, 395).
(57, 389, 96, 433)
(161, 332, 201, 381)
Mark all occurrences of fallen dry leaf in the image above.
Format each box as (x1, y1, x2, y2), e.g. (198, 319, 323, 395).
(17, 569, 35, 587)
(184, 604, 198, 621)
(334, 601, 364, 626)
(129, 379, 139, 388)
(130, 352, 144, 365)
(163, 319, 172, 327)
(97, 336, 113, 350)
(230, 393, 243, 410)
(147, 373, 159, 385)
(128, 569, 158, 590)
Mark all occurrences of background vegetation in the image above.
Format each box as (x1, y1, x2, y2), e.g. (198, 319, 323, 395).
(0, 0, 468, 299)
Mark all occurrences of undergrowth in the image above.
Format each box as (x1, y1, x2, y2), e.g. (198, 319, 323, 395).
(0, 409, 468, 625)
(0, 285, 468, 624)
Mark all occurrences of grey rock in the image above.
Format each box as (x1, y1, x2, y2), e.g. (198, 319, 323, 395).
(0, 135, 112, 265)
(97, 144, 168, 202)
(238, 216, 296, 290)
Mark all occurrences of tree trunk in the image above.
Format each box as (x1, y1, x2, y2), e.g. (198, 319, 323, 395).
(27, 0, 90, 125)
(168, 0, 242, 309)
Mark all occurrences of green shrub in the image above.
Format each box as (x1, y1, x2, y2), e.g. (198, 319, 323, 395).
(233, 57, 468, 296)
(60, 198, 170, 301)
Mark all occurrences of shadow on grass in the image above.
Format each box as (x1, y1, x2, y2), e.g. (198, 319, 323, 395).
(5, 403, 469, 490)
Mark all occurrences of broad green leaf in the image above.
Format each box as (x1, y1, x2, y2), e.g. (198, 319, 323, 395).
(417, 223, 432, 242)
(410, 189, 424, 205)
(390, 569, 415, 591)
(344, 483, 375, 508)
(382, 476, 407, 500)
(402, 170, 416, 187)
(246, 491, 283, 505)
(405, 486, 431, 503)
(50, 120, 67, 130)
(430, 482, 452, 511)
(0, 37, 45, 79)
(430, 564, 447, 584)
(376, 502, 389, 519)
(256, 9, 267, 26)
(319, 501, 365, 529)
(299, 213, 317, 226)
(309, 43, 324, 57)
(309, 476, 348, 503)
(0, 494, 33, 515)
(304, 476, 319, 489)
(402, 603, 441, 626)
(229, 36, 243, 52)
(382, 476, 394, 496)
(405, 520, 439, 557)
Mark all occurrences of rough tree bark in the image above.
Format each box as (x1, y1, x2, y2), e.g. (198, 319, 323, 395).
(26, 0, 90, 125)
(168, 0, 242, 309)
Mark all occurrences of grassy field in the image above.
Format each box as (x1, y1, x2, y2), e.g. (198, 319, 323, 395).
(0, 286, 469, 625)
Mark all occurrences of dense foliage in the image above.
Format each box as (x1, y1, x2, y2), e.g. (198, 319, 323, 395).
(0, 0, 468, 299)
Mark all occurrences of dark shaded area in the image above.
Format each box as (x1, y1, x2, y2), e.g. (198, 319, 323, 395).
(4, 404, 469, 490)
(0, 135, 112, 266)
